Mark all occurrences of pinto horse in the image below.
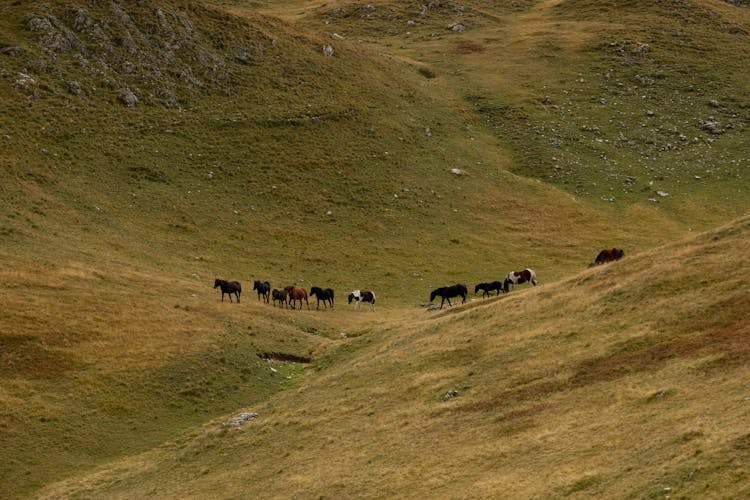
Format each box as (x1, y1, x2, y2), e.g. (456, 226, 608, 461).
(503, 269, 537, 293)
(253, 280, 271, 303)
(348, 290, 376, 311)
(214, 279, 241, 303)
(285, 286, 309, 310)
(310, 287, 334, 309)
(271, 288, 287, 308)
(430, 284, 468, 309)
(474, 281, 504, 298)
(593, 247, 625, 266)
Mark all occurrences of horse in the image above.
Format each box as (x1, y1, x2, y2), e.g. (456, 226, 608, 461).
(474, 281, 504, 298)
(348, 290, 376, 311)
(253, 280, 271, 303)
(285, 286, 309, 310)
(213, 279, 241, 303)
(310, 287, 334, 310)
(593, 247, 625, 266)
(503, 269, 537, 293)
(430, 284, 468, 309)
(271, 288, 287, 308)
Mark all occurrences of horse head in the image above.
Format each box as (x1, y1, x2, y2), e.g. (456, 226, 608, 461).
(213, 279, 222, 288)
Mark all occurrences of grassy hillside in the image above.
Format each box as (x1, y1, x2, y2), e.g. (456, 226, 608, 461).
(36, 214, 750, 498)
(1, 0, 750, 496)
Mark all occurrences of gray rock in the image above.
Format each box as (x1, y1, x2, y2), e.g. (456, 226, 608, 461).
(117, 88, 138, 107)
(224, 412, 259, 427)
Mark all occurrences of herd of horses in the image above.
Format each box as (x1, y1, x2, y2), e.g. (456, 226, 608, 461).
(214, 248, 624, 310)
(213, 279, 376, 311)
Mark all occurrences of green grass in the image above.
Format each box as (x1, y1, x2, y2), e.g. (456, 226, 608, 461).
(1, 0, 750, 497)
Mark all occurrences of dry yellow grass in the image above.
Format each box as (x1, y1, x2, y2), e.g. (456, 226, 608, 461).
(34, 215, 750, 498)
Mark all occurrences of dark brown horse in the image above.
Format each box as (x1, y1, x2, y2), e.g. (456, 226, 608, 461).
(253, 280, 271, 303)
(475, 281, 504, 298)
(271, 288, 287, 308)
(593, 247, 625, 266)
(285, 286, 309, 310)
(310, 287, 334, 309)
(503, 269, 537, 293)
(430, 284, 467, 309)
(214, 279, 241, 303)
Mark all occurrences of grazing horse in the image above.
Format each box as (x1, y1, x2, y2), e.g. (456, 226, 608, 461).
(348, 290, 376, 311)
(430, 284, 468, 309)
(214, 279, 241, 303)
(593, 247, 625, 266)
(271, 288, 287, 308)
(285, 286, 309, 310)
(310, 287, 334, 310)
(253, 280, 271, 303)
(474, 281, 504, 298)
(503, 269, 537, 293)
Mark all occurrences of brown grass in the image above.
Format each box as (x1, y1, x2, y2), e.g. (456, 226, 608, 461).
(32, 214, 750, 499)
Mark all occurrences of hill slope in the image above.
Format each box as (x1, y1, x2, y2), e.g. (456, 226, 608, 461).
(2, 0, 750, 496)
(37, 214, 750, 498)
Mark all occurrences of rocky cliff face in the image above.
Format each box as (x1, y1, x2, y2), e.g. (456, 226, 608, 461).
(4, 1, 275, 107)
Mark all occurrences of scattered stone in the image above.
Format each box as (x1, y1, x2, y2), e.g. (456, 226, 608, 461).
(450, 168, 466, 176)
(448, 23, 466, 32)
(656, 191, 669, 197)
(0, 46, 24, 57)
(700, 117, 724, 134)
(27, 16, 53, 32)
(340, 332, 348, 339)
(68, 81, 82, 95)
(443, 390, 459, 401)
(117, 88, 138, 107)
(224, 412, 259, 427)
(323, 44, 333, 57)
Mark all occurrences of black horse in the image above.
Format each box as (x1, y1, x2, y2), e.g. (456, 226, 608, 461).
(253, 280, 271, 303)
(430, 284, 468, 309)
(475, 281, 504, 298)
(214, 279, 241, 303)
(310, 287, 334, 309)
(271, 288, 287, 308)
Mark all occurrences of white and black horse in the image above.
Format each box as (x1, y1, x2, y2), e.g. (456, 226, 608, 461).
(430, 283, 468, 309)
(253, 280, 271, 303)
(310, 287, 334, 309)
(348, 289, 376, 311)
(214, 279, 241, 303)
(503, 269, 537, 293)
(474, 281, 504, 298)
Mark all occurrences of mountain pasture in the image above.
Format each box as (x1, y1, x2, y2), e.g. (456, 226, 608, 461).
(1, 0, 750, 497)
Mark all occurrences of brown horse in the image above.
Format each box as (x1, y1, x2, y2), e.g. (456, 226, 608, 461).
(214, 279, 241, 303)
(593, 248, 625, 266)
(271, 288, 288, 308)
(285, 286, 309, 310)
